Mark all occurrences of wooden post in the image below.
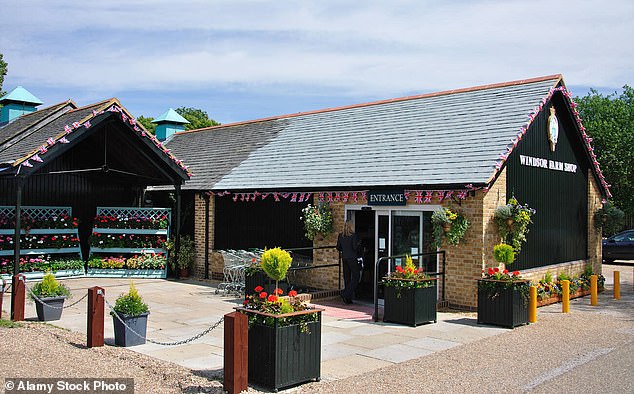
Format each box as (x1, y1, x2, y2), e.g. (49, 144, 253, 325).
(87, 287, 105, 348)
(224, 311, 248, 394)
(0, 278, 6, 320)
(561, 279, 570, 313)
(614, 271, 620, 300)
(11, 274, 25, 321)
(529, 285, 537, 323)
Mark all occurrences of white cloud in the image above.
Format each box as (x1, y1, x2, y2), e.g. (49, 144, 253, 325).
(1, 0, 632, 102)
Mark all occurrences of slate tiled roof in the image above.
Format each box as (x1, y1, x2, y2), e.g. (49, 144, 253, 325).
(168, 75, 564, 191)
(0, 101, 71, 150)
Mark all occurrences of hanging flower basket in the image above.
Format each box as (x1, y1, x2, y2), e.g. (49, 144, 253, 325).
(493, 197, 536, 253)
(431, 207, 469, 248)
(301, 204, 333, 241)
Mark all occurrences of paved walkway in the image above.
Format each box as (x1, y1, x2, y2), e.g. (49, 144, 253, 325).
(1, 263, 631, 383)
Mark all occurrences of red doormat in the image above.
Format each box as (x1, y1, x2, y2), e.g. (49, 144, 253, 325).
(311, 298, 376, 321)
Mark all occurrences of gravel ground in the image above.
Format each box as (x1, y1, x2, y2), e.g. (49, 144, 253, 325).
(0, 323, 226, 393)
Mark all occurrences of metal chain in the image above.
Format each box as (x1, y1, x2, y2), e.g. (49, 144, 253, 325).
(104, 297, 224, 346)
(24, 282, 89, 310)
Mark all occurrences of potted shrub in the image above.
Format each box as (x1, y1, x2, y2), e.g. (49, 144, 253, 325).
(30, 272, 71, 321)
(166, 235, 195, 278)
(493, 197, 536, 253)
(111, 282, 150, 347)
(431, 207, 469, 249)
(493, 243, 515, 266)
(382, 255, 437, 326)
(477, 267, 529, 328)
(237, 247, 322, 391)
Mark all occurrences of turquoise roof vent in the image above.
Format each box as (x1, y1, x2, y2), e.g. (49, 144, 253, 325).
(153, 108, 189, 142)
(0, 86, 44, 123)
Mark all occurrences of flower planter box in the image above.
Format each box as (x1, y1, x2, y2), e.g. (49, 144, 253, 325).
(86, 268, 166, 278)
(537, 288, 604, 307)
(477, 279, 529, 328)
(383, 279, 437, 327)
(34, 296, 66, 321)
(1, 269, 84, 281)
(244, 270, 288, 296)
(112, 312, 149, 347)
(237, 307, 322, 392)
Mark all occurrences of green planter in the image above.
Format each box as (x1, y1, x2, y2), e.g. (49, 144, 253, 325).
(383, 280, 437, 326)
(477, 279, 529, 328)
(242, 309, 322, 391)
(34, 296, 66, 321)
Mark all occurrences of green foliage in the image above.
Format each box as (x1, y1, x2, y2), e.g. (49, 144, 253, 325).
(260, 247, 292, 282)
(0, 319, 21, 328)
(594, 201, 625, 237)
(165, 235, 195, 270)
(431, 207, 469, 248)
(112, 282, 149, 316)
(576, 86, 634, 219)
(301, 204, 333, 240)
(493, 243, 515, 265)
(494, 197, 535, 253)
(175, 107, 220, 130)
(136, 116, 156, 134)
(30, 273, 71, 300)
(541, 271, 553, 284)
(0, 53, 7, 97)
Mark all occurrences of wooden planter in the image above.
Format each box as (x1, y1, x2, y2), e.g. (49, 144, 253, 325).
(477, 279, 529, 329)
(34, 296, 66, 321)
(383, 278, 437, 326)
(237, 307, 322, 391)
(112, 312, 149, 347)
(244, 270, 288, 296)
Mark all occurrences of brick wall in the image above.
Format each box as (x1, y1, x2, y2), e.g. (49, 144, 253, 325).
(587, 176, 603, 275)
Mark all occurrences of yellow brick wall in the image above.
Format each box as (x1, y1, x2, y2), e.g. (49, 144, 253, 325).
(587, 176, 603, 275)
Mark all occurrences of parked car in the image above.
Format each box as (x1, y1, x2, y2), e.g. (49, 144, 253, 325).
(603, 230, 634, 263)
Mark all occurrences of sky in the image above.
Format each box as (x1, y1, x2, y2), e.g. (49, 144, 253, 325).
(0, 0, 632, 125)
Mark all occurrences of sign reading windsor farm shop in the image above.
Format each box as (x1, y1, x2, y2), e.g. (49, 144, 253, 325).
(519, 154, 577, 173)
(368, 190, 407, 206)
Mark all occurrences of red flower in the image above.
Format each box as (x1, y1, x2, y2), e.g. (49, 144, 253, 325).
(494, 267, 500, 273)
(274, 288, 283, 295)
(288, 290, 298, 297)
(267, 295, 278, 302)
(259, 292, 267, 299)
(503, 269, 509, 274)
(395, 266, 404, 273)
(513, 271, 520, 276)
(242, 299, 248, 306)
(254, 285, 264, 292)
(487, 267, 495, 275)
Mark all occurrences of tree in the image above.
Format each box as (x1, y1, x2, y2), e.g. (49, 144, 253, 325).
(576, 86, 634, 224)
(175, 107, 220, 131)
(0, 53, 8, 97)
(137, 115, 156, 134)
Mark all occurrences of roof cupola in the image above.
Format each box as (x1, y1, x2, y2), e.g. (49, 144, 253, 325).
(0, 86, 43, 124)
(152, 108, 189, 142)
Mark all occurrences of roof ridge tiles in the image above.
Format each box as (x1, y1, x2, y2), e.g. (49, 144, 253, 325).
(174, 74, 562, 136)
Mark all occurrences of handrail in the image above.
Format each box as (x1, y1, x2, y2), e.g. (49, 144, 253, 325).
(373, 250, 446, 322)
(286, 245, 341, 290)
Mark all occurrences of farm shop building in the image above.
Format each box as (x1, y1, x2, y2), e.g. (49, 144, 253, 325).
(157, 74, 609, 309)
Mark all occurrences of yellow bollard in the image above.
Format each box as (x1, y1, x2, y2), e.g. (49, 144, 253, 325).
(590, 274, 598, 306)
(614, 271, 620, 300)
(529, 285, 537, 323)
(562, 279, 570, 313)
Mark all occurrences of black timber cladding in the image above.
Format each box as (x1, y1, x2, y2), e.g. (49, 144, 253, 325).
(506, 90, 590, 270)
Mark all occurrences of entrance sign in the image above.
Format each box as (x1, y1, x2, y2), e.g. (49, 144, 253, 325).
(519, 154, 577, 173)
(368, 190, 407, 206)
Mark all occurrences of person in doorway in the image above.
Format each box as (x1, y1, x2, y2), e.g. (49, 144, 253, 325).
(336, 220, 361, 304)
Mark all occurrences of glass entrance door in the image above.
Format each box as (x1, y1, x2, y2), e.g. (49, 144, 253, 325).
(391, 210, 423, 269)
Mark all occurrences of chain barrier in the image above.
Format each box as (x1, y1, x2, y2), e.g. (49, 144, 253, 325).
(24, 282, 89, 310)
(103, 297, 225, 346)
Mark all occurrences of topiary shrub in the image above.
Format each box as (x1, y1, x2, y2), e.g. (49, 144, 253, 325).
(260, 247, 292, 291)
(493, 243, 516, 265)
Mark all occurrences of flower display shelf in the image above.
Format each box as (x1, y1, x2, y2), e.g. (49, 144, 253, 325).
(236, 307, 322, 392)
(383, 278, 437, 327)
(1, 269, 84, 281)
(537, 288, 604, 307)
(477, 279, 529, 329)
(89, 207, 170, 279)
(0, 206, 83, 278)
(86, 268, 166, 279)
